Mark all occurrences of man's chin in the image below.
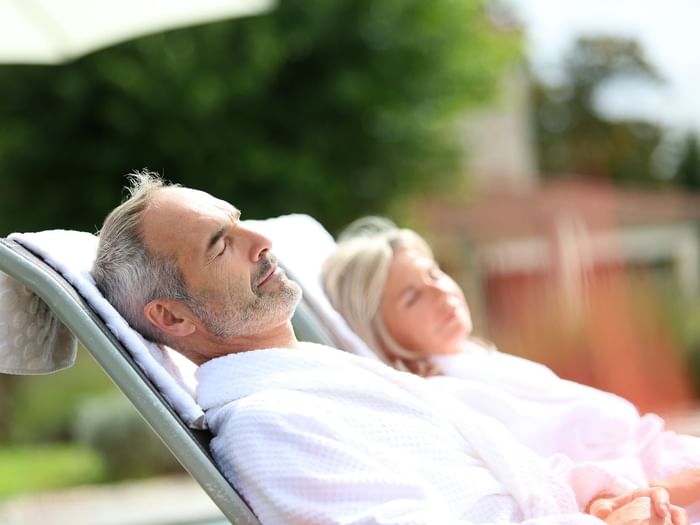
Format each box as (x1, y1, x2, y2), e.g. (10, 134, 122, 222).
(270, 279, 302, 319)
(285, 280, 303, 312)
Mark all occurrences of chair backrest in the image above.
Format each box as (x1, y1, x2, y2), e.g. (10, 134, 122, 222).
(0, 237, 261, 525)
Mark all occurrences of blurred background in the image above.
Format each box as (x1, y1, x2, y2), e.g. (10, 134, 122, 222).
(2, 0, 700, 522)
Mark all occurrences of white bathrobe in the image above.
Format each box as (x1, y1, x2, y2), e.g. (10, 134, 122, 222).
(430, 343, 700, 483)
(197, 343, 641, 525)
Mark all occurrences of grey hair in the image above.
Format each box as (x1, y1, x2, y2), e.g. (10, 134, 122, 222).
(92, 170, 190, 344)
(322, 217, 441, 377)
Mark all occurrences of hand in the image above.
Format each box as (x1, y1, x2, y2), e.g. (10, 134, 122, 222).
(652, 468, 700, 506)
(599, 497, 686, 525)
(588, 489, 687, 525)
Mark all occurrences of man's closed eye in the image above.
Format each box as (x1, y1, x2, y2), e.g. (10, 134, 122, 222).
(217, 240, 228, 257)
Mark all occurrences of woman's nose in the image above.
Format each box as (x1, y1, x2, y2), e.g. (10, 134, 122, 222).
(425, 282, 450, 303)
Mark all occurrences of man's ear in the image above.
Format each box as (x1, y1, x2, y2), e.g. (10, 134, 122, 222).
(144, 299, 197, 338)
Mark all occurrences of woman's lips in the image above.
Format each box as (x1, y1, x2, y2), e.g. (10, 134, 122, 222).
(441, 304, 459, 322)
(438, 299, 465, 324)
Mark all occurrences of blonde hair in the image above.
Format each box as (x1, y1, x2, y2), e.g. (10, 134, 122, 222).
(322, 217, 441, 376)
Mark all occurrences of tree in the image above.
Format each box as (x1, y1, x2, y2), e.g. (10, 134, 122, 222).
(533, 36, 664, 186)
(674, 133, 700, 192)
(0, 0, 516, 235)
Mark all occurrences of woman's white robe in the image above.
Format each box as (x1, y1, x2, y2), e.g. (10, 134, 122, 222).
(431, 343, 700, 484)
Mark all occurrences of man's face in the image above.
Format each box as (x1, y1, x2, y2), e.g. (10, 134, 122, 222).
(141, 187, 301, 339)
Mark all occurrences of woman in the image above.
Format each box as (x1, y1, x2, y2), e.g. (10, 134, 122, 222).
(322, 216, 559, 380)
(321, 216, 700, 515)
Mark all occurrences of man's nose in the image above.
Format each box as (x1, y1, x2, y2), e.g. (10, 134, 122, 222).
(240, 224, 272, 262)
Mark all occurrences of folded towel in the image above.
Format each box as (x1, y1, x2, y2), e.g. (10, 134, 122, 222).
(0, 269, 76, 374)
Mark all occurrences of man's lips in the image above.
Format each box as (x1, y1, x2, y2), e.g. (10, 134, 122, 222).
(257, 264, 278, 288)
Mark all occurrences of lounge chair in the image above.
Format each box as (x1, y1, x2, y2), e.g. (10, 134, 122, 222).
(0, 216, 360, 525)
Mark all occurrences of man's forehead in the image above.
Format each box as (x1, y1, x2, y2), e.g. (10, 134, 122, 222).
(157, 186, 238, 215)
(141, 186, 239, 252)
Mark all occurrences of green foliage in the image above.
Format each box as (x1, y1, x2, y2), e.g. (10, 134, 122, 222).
(533, 36, 664, 185)
(72, 394, 183, 480)
(0, 351, 179, 488)
(0, 444, 105, 497)
(0, 348, 114, 444)
(0, 0, 515, 235)
(674, 133, 700, 192)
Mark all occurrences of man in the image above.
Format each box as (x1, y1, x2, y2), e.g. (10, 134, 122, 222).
(93, 172, 684, 525)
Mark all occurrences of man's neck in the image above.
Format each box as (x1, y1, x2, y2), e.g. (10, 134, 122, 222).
(190, 321, 299, 365)
(225, 321, 300, 354)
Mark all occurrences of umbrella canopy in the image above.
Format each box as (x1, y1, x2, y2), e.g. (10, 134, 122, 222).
(0, 0, 274, 64)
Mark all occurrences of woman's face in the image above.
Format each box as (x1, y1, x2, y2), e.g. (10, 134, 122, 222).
(380, 247, 472, 355)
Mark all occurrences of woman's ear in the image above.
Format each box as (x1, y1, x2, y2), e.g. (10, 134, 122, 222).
(144, 300, 196, 338)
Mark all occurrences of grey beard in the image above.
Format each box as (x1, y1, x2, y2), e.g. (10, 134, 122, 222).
(187, 278, 301, 339)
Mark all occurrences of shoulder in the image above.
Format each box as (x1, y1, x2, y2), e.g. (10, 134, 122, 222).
(211, 388, 336, 435)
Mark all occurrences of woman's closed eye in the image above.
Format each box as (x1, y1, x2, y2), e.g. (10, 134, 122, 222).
(403, 289, 421, 308)
(428, 265, 443, 280)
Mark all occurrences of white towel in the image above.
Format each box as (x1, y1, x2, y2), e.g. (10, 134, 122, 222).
(0, 269, 76, 374)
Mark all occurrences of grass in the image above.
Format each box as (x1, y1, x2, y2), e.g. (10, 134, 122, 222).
(0, 443, 105, 498)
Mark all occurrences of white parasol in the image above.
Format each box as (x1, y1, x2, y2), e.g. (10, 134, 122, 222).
(0, 0, 275, 64)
